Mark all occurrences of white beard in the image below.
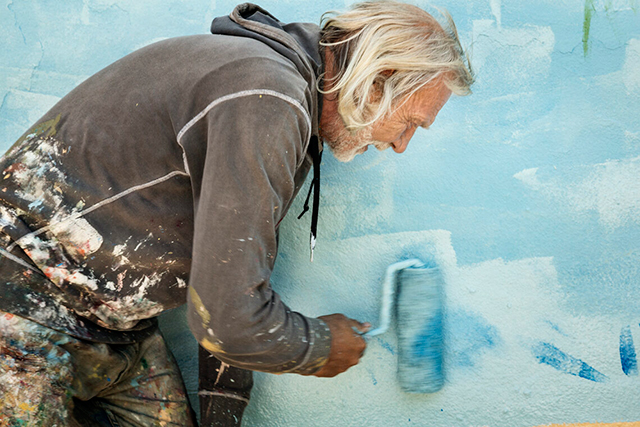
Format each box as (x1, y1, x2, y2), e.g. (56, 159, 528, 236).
(321, 114, 392, 162)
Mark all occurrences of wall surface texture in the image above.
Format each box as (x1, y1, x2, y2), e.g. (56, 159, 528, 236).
(2, 0, 640, 426)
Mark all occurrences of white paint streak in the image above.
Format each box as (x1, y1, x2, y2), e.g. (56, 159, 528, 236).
(214, 362, 229, 386)
(513, 167, 540, 190)
(49, 217, 103, 260)
(19, 234, 55, 265)
(0, 206, 18, 230)
(9, 139, 66, 213)
(90, 272, 166, 329)
(113, 244, 127, 257)
(111, 242, 131, 270)
(622, 39, 640, 94)
(569, 157, 640, 230)
(268, 323, 283, 334)
(66, 271, 99, 291)
(490, 0, 502, 28)
(515, 158, 640, 230)
(176, 277, 187, 288)
(134, 233, 154, 251)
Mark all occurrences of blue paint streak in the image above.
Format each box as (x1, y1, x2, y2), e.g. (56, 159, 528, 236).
(620, 326, 638, 376)
(368, 369, 378, 386)
(533, 342, 607, 382)
(377, 339, 396, 355)
(544, 320, 567, 337)
(448, 310, 500, 368)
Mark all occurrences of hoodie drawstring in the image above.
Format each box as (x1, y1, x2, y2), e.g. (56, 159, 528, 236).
(297, 136, 322, 262)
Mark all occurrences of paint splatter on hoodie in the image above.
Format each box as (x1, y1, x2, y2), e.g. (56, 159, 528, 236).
(0, 3, 330, 375)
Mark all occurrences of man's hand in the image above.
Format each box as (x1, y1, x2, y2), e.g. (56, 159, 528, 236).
(311, 314, 370, 378)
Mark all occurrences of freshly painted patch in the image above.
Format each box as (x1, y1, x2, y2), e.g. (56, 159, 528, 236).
(532, 342, 607, 382)
(619, 326, 638, 376)
(623, 39, 640, 93)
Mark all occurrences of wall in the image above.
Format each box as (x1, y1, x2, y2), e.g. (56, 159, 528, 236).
(1, 0, 639, 426)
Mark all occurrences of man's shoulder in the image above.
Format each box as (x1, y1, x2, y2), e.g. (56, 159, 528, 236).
(142, 34, 304, 76)
(145, 34, 310, 100)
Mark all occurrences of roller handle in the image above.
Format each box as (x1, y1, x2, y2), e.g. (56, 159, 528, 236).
(364, 259, 425, 338)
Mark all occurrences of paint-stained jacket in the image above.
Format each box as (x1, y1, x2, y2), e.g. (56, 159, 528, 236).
(0, 3, 331, 374)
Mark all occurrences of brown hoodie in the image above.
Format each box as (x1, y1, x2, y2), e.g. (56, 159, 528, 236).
(0, 3, 330, 375)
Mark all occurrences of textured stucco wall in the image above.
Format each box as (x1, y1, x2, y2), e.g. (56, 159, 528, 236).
(2, 1, 640, 426)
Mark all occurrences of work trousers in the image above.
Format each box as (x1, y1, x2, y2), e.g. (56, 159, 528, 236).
(198, 346, 253, 427)
(0, 310, 197, 426)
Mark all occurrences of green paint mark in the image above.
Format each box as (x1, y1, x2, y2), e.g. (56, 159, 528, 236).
(631, 0, 639, 13)
(583, 0, 596, 56)
(16, 114, 61, 145)
(141, 358, 149, 369)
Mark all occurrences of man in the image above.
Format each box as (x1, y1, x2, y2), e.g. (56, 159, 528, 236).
(0, 1, 472, 425)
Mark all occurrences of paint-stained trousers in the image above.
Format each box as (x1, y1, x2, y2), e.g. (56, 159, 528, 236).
(198, 346, 253, 427)
(0, 310, 197, 426)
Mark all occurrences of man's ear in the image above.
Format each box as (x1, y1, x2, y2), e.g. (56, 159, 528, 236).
(380, 69, 395, 78)
(369, 70, 395, 103)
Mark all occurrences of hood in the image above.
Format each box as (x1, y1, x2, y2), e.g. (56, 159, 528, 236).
(211, 3, 322, 89)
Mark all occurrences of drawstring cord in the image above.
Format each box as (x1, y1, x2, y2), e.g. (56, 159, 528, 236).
(297, 136, 322, 262)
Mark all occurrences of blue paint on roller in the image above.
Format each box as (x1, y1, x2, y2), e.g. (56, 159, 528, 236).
(366, 259, 445, 393)
(413, 312, 443, 358)
(620, 326, 638, 376)
(407, 308, 444, 388)
(532, 342, 607, 382)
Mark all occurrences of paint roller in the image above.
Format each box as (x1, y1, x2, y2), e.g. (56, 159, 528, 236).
(365, 259, 445, 393)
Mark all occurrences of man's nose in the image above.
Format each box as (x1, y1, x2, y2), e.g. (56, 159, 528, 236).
(392, 141, 408, 153)
(392, 127, 416, 153)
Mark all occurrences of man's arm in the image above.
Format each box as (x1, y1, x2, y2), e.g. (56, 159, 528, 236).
(180, 91, 363, 374)
(312, 314, 369, 377)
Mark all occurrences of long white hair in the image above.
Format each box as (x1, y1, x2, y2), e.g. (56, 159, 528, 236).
(320, 1, 474, 131)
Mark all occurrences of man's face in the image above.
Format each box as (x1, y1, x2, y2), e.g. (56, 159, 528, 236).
(323, 79, 452, 162)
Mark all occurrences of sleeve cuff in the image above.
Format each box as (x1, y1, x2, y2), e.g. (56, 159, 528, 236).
(284, 316, 332, 375)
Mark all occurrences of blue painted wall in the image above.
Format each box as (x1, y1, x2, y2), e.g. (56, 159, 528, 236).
(2, 1, 640, 425)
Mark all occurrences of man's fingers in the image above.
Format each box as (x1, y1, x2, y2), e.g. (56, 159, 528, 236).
(351, 320, 371, 334)
(312, 314, 372, 377)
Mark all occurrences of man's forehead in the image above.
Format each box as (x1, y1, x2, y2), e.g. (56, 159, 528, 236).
(410, 83, 452, 118)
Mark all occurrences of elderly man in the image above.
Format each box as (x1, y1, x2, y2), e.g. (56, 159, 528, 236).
(0, 1, 472, 425)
